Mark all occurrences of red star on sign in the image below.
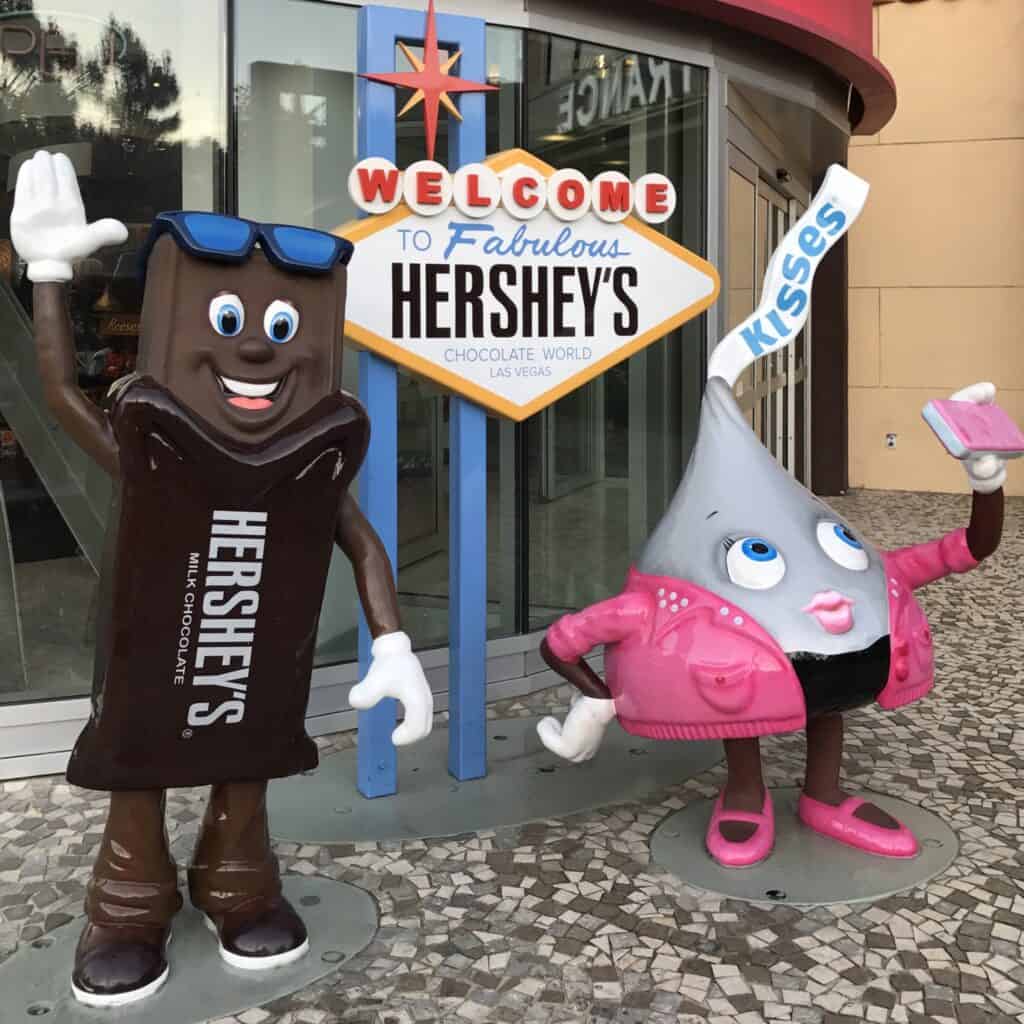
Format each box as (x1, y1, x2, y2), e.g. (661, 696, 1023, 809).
(360, 0, 497, 162)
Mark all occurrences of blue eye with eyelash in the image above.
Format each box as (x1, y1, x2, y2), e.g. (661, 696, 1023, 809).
(741, 538, 779, 562)
(726, 536, 786, 589)
(834, 524, 862, 549)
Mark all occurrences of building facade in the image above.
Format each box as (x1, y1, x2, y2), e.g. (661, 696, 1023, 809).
(0, 0, 895, 778)
(850, 0, 1023, 497)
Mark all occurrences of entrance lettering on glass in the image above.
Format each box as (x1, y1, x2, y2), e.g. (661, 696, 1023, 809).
(554, 55, 681, 134)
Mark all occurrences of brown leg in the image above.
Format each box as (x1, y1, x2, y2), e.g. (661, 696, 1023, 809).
(189, 781, 307, 965)
(188, 780, 280, 917)
(719, 737, 767, 842)
(803, 713, 898, 828)
(74, 790, 182, 1004)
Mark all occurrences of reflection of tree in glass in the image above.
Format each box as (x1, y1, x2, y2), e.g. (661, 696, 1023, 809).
(1, 1, 226, 342)
(0, 4, 181, 132)
(72, 17, 187, 226)
(75, 18, 181, 142)
(0, 3, 186, 223)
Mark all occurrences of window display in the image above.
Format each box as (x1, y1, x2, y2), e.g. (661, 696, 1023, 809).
(0, 0, 226, 703)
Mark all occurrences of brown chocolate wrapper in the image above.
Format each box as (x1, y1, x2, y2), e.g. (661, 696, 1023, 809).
(67, 377, 368, 791)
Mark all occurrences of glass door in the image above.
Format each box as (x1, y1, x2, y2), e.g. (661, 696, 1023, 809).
(523, 36, 708, 626)
(0, 1, 227, 713)
(726, 145, 810, 483)
(539, 353, 605, 502)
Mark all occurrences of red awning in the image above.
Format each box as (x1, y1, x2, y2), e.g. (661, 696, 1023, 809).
(651, 0, 896, 134)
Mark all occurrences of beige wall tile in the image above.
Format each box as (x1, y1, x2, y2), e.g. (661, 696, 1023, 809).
(849, 288, 881, 388)
(849, 2, 1024, 498)
(849, 133, 879, 149)
(879, 287, 1024, 390)
(849, 386, 1024, 497)
(878, 0, 1024, 145)
(848, 142, 1024, 289)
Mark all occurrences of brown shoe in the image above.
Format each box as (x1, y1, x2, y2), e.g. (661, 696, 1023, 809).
(72, 790, 181, 1007)
(190, 781, 309, 971)
(204, 897, 309, 970)
(71, 922, 172, 1007)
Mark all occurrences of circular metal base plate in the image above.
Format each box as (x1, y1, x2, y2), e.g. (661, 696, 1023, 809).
(270, 717, 722, 843)
(1, 877, 377, 1024)
(651, 788, 959, 907)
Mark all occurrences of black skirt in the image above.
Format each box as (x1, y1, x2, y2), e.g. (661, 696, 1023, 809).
(791, 636, 891, 719)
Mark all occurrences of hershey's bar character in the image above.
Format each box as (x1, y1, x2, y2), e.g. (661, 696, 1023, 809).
(11, 150, 433, 1007)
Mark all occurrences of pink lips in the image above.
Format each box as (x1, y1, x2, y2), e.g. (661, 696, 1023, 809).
(802, 590, 855, 635)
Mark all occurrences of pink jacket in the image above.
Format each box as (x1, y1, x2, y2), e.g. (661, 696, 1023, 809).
(545, 529, 978, 741)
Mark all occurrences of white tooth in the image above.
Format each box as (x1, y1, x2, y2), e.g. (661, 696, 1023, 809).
(219, 376, 279, 398)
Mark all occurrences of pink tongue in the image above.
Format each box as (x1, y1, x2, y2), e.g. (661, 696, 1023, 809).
(228, 396, 273, 410)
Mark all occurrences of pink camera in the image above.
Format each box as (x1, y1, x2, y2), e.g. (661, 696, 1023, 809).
(922, 399, 1024, 460)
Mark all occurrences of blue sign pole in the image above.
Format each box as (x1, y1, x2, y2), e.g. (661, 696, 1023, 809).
(355, 8, 400, 799)
(446, 21, 488, 782)
(355, 4, 490, 795)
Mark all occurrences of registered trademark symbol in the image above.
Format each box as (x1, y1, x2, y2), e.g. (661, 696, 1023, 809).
(181, 728, 193, 739)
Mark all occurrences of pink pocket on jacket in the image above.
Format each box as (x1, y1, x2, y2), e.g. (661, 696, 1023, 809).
(692, 660, 756, 714)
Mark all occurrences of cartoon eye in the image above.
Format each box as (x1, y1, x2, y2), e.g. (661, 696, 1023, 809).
(264, 300, 299, 343)
(208, 294, 244, 337)
(817, 522, 869, 571)
(726, 537, 786, 590)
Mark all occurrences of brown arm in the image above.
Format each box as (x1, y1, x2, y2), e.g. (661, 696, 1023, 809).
(33, 283, 118, 478)
(335, 490, 402, 638)
(540, 637, 612, 700)
(966, 487, 1004, 562)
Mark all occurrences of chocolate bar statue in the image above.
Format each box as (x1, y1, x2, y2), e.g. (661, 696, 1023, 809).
(536, 165, 1011, 871)
(10, 151, 434, 1007)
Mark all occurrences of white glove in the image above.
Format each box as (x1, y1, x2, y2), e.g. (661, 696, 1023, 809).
(349, 631, 433, 746)
(10, 151, 127, 283)
(537, 694, 616, 764)
(950, 381, 1007, 494)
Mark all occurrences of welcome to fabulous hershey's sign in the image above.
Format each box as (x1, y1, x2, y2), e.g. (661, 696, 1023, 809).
(337, 149, 720, 421)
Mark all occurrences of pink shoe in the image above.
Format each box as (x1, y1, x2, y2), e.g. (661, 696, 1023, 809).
(798, 794, 918, 858)
(706, 790, 774, 868)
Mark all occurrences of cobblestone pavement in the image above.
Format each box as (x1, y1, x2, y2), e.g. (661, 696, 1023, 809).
(1, 491, 1022, 1024)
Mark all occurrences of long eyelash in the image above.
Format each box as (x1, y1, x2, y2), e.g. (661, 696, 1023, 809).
(722, 538, 736, 552)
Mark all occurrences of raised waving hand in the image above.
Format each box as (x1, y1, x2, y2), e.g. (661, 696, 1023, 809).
(11, 150, 127, 282)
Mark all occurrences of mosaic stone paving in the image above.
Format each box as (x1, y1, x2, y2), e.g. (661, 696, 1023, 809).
(2, 491, 1023, 1024)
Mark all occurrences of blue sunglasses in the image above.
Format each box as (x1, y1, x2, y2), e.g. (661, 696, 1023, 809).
(139, 212, 354, 278)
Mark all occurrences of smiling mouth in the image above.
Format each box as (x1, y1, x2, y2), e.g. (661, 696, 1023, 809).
(217, 374, 286, 411)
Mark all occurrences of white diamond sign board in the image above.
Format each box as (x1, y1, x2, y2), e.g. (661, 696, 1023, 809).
(338, 149, 720, 421)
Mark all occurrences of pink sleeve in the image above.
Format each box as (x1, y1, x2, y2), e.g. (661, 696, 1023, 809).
(885, 527, 979, 591)
(545, 592, 652, 662)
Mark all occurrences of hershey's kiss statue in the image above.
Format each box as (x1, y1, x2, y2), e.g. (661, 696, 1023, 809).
(537, 166, 1016, 869)
(10, 151, 434, 1007)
